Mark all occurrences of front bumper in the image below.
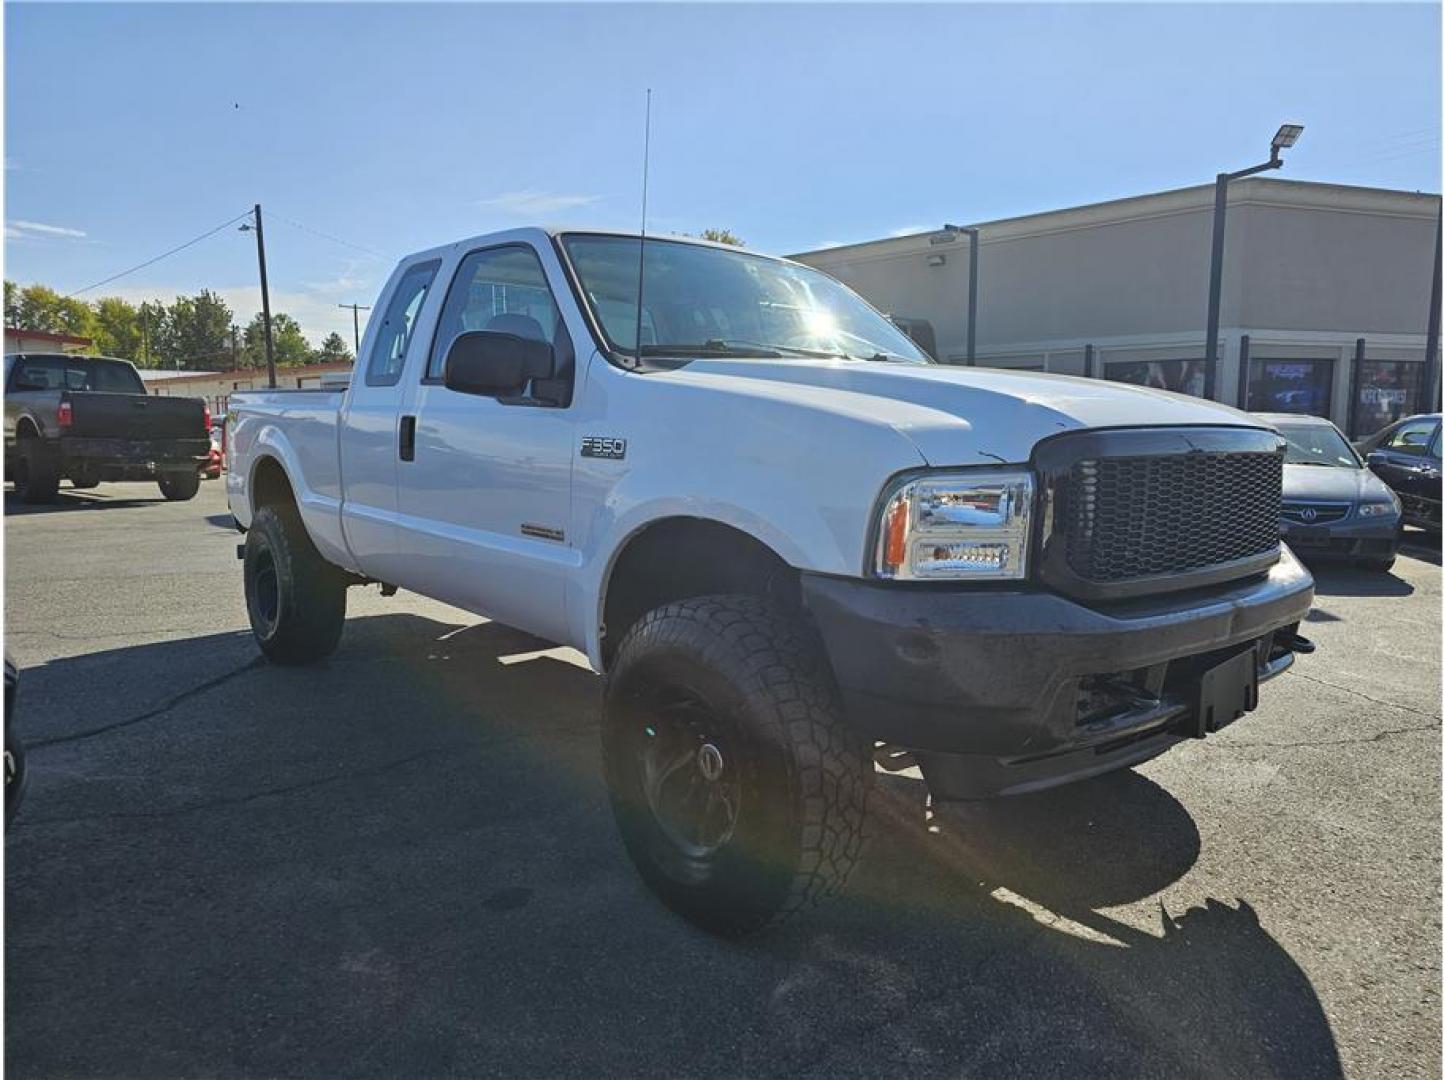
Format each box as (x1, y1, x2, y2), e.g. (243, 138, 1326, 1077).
(1281, 516, 1400, 560)
(801, 548, 1314, 798)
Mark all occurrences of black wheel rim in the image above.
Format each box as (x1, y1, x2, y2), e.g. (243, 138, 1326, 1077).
(249, 548, 280, 636)
(635, 691, 741, 860)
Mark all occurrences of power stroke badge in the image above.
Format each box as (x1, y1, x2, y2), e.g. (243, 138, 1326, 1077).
(580, 436, 627, 460)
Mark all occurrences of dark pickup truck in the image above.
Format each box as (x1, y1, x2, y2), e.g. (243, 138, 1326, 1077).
(4, 353, 210, 503)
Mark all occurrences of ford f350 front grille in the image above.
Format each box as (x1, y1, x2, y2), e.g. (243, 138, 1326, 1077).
(1034, 427, 1286, 601)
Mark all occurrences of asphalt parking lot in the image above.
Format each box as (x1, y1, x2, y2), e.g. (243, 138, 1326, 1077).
(4, 480, 1440, 1079)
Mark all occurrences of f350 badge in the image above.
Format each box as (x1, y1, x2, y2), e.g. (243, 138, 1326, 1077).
(581, 436, 627, 460)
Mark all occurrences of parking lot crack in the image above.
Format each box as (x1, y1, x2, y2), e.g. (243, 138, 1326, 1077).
(23, 745, 452, 826)
(26, 657, 265, 750)
(1283, 669, 1441, 721)
(1224, 720, 1439, 750)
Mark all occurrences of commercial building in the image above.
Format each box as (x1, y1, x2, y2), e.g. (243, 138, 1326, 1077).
(3, 328, 93, 354)
(792, 178, 1441, 437)
(141, 362, 354, 414)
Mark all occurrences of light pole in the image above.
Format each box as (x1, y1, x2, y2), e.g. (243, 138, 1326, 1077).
(941, 223, 981, 365)
(239, 204, 276, 389)
(1202, 123, 1304, 400)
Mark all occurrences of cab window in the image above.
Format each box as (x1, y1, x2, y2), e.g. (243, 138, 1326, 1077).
(366, 260, 439, 387)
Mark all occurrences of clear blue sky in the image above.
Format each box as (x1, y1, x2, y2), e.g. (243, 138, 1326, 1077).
(5, 2, 1440, 346)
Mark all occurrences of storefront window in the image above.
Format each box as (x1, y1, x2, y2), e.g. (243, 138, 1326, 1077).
(1246, 359, 1334, 417)
(1353, 360, 1426, 439)
(1104, 359, 1206, 398)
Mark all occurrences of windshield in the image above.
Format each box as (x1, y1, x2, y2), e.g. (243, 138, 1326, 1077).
(560, 234, 931, 364)
(1276, 423, 1361, 468)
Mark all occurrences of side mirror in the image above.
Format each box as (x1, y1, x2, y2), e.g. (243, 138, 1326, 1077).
(443, 330, 554, 397)
(1366, 452, 1386, 467)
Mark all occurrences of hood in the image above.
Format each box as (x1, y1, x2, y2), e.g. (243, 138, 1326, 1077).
(1282, 463, 1393, 503)
(656, 358, 1266, 465)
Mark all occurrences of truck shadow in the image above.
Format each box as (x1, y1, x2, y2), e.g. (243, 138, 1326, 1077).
(3, 485, 167, 515)
(5, 613, 1341, 1079)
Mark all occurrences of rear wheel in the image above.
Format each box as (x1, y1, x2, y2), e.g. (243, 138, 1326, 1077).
(11, 435, 60, 504)
(602, 595, 871, 936)
(158, 471, 200, 501)
(244, 504, 348, 665)
(1357, 555, 1396, 573)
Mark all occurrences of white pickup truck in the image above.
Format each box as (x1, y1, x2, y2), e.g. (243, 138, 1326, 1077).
(226, 228, 1314, 935)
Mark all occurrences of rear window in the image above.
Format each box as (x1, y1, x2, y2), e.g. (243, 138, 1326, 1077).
(9, 356, 145, 394)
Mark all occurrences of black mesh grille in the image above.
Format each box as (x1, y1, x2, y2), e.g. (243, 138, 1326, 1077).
(1064, 451, 1282, 584)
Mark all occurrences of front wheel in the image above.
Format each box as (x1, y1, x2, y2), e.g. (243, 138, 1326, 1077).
(602, 595, 871, 936)
(244, 504, 348, 665)
(158, 471, 200, 501)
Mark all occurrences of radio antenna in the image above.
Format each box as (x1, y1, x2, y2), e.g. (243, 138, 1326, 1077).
(632, 89, 652, 368)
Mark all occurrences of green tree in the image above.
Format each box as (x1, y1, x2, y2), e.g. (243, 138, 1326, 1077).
(313, 331, 352, 365)
(90, 296, 144, 360)
(11, 283, 96, 340)
(134, 301, 168, 368)
(162, 289, 233, 369)
(699, 228, 744, 247)
(241, 311, 312, 368)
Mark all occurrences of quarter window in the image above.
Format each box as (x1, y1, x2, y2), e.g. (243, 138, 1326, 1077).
(365, 260, 440, 387)
(428, 246, 561, 380)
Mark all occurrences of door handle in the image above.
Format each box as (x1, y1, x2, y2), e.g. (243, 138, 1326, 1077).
(399, 415, 416, 462)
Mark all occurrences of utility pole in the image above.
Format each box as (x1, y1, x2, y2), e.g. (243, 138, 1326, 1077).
(338, 303, 371, 357)
(141, 305, 150, 367)
(231, 325, 240, 372)
(241, 204, 276, 388)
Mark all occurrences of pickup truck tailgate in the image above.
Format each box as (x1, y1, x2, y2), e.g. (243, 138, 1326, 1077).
(64, 392, 207, 441)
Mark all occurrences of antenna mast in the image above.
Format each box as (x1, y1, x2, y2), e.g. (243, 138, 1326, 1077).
(633, 89, 652, 367)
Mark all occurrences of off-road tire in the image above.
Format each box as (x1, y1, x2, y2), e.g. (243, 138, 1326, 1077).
(244, 503, 347, 665)
(1358, 555, 1396, 573)
(69, 474, 100, 490)
(11, 436, 60, 504)
(602, 595, 871, 936)
(157, 471, 201, 501)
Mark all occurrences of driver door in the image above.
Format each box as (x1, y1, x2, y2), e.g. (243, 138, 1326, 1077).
(390, 241, 578, 643)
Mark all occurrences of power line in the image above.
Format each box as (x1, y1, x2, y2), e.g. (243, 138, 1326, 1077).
(271, 213, 389, 260)
(66, 210, 253, 297)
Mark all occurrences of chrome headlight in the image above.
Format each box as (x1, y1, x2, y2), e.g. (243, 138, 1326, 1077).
(873, 469, 1035, 580)
(1357, 495, 1400, 518)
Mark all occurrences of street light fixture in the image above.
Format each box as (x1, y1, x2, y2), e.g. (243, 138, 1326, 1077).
(1202, 124, 1304, 400)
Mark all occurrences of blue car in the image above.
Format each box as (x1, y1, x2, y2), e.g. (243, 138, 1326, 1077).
(1254, 413, 1402, 571)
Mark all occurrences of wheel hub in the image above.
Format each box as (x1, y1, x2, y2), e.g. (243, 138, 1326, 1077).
(637, 698, 741, 859)
(697, 742, 724, 782)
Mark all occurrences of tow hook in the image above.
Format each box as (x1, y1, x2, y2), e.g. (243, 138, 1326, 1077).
(1289, 632, 1317, 654)
(235, 543, 246, 561)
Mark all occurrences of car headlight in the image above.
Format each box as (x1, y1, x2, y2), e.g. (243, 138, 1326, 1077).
(1358, 496, 1400, 518)
(873, 469, 1035, 580)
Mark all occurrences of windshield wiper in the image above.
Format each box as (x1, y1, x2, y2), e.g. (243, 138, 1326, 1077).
(637, 342, 782, 359)
(638, 339, 850, 360)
